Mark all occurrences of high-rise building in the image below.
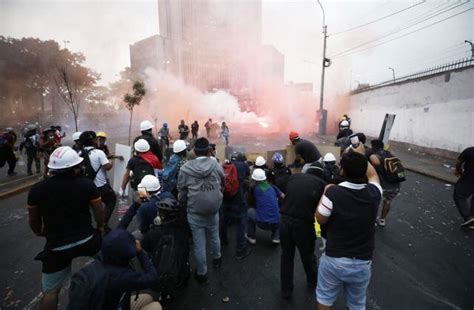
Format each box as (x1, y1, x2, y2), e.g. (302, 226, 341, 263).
(158, 0, 262, 98)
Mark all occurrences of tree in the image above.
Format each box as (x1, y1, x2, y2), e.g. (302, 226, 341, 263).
(124, 81, 146, 145)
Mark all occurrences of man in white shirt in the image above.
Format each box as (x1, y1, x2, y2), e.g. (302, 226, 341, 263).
(79, 131, 115, 232)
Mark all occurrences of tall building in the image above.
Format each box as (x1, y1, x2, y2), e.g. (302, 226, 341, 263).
(129, 35, 167, 77)
(157, 0, 262, 98)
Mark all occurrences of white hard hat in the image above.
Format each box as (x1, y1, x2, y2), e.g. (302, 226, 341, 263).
(252, 168, 267, 181)
(255, 156, 266, 167)
(340, 120, 349, 127)
(134, 139, 150, 153)
(323, 153, 336, 163)
(48, 146, 83, 170)
(173, 140, 187, 153)
(72, 131, 82, 141)
(140, 120, 154, 131)
(138, 175, 161, 192)
(27, 124, 37, 130)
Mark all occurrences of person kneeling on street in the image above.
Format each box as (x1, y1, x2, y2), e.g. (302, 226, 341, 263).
(118, 175, 175, 240)
(246, 168, 285, 245)
(68, 228, 162, 310)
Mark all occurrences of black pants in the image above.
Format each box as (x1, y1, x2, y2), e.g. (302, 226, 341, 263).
(192, 131, 198, 140)
(98, 183, 117, 227)
(0, 146, 16, 174)
(26, 148, 41, 174)
(453, 177, 474, 221)
(280, 216, 317, 293)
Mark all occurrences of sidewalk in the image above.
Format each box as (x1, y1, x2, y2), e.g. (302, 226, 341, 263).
(0, 153, 42, 199)
(319, 135, 458, 184)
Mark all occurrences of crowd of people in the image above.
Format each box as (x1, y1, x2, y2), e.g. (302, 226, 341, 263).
(2, 112, 469, 310)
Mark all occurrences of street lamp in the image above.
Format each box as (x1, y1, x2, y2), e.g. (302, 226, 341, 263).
(317, 0, 330, 136)
(465, 40, 474, 58)
(388, 67, 396, 83)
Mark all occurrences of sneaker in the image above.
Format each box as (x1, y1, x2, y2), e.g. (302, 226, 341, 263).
(376, 217, 386, 227)
(272, 239, 281, 244)
(461, 217, 474, 227)
(236, 247, 252, 260)
(194, 271, 209, 284)
(245, 234, 256, 244)
(212, 256, 222, 268)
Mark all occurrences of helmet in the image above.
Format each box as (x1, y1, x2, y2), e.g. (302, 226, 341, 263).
(134, 139, 150, 153)
(173, 140, 187, 153)
(96, 131, 107, 139)
(154, 198, 180, 226)
(163, 123, 168, 128)
(255, 156, 266, 167)
(289, 131, 299, 141)
(323, 153, 336, 163)
(138, 175, 161, 192)
(340, 120, 349, 128)
(48, 146, 83, 170)
(5, 127, 14, 132)
(79, 131, 96, 144)
(140, 120, 154, 131)
(272, 152, 284, 164)
(72, 131, 82, 141)
(252, 168, 267, 181)
(230, 151, 239, 161)
(27, 124, 37, 130)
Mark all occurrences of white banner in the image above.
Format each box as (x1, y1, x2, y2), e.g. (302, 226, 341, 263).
(112, 144, 131, 193)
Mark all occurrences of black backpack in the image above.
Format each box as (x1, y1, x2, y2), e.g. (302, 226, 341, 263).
(149, 226, 190, 302)
(68, 260, 109, 310)
(377, 150, 406, 183)
(81, 148, 100, 181)
(271, 167, 291, 194)
(130, 157, 155, 190)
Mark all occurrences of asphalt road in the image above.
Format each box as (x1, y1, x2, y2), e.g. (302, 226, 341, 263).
(0, 172, 472, 309)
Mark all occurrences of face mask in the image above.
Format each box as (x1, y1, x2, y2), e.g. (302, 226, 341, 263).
(153, 216, 162, 226)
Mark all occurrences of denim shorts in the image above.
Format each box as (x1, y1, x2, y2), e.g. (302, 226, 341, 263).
(316, 254, 372, 310)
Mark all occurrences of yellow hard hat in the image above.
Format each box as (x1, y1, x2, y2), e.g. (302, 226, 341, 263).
(96, 131, 107, 138)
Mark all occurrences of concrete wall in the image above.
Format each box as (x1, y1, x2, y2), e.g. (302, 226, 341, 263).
(348, 67, 474, 153)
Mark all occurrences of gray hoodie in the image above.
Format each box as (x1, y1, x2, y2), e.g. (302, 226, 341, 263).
(177, 156, 225, 216)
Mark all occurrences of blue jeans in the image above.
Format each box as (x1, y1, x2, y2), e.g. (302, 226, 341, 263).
(187, 213, 221, 276)
(316, 254, 372, 310)
(247, 208, 280, 241)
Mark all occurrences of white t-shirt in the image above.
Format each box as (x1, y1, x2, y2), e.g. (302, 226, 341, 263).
(83, 146, 110, 187)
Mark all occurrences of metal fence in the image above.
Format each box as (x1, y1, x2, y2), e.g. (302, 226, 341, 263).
(352, 57, 474, 94)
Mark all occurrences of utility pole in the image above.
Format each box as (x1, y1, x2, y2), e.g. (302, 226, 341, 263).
(317, 0, 330, 136)
(388, 67, 396, 83)
(465, 40, 474, 58)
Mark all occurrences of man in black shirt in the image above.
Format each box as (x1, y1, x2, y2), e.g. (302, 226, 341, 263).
(315, 147, 381, 310)
(27, 146, 104, 310)
(279, 161, 326, 299)
(134, 120, 163, 162)
(289, 131, 321, 172)
(454, 146, 474, 229)
(178, 120, 190, 140)
(191, 120, 199, 140)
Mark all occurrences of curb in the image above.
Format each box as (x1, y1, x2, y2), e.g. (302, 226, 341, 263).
(403, 165, 456, 185)
(0, 177, 41, 199)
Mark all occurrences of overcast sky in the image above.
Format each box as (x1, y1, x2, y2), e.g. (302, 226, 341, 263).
(1, 0, 472, 94)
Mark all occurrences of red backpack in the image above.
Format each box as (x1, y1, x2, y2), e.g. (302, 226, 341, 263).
(223, 162, 240, 198)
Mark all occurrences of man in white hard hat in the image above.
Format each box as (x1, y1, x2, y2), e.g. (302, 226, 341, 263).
(121, 139, 162, 195)
(245, 168, 284, 245)
(337, 120, 353, 140)
(134, 120, 163, 162)
(118, 174, 175, 240)
(71, 131, 82, 152)
(322, 153, 341, 184)
(27, 146, 104, 310)
(162, 140, 188, 195)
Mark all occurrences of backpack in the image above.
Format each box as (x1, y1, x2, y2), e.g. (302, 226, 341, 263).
(223, 162, 240, 198)
(270, 167, 291, 194)
(81, 148, 100, 181)
(130, 157, 155, 190)
(150, 228, 190, 302)
(378, 151, 406, 183)
(67, 260, 109, 310)
(162, 154, 181, 192)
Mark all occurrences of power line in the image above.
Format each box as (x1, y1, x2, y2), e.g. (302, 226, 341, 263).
(330, 2, 472, 59)
(330, 0, 426, 37)
(330, 0, 469, 58)
(332, 8, 473, 59)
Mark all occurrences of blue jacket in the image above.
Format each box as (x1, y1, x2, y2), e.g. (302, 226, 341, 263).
(118, 191, 176, 233)
(253, 182, 281, 224)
